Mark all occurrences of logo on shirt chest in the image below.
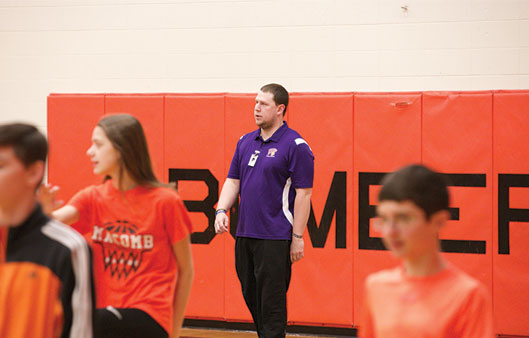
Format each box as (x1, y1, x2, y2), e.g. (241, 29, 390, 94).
(91, 220, 153, 280)
(266, 148, 278, 157)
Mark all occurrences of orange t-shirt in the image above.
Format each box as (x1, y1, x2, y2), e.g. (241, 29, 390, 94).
(68, 180, 192, 334)
(360, 264, 494, 338)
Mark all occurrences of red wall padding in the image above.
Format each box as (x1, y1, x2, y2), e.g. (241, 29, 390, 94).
(352, 92, 423, 327)
(493, 91, 529, 336)
(288, 94, 354, 326)
(422, 92, 493, 302)
(47, 90, 529, 336)
(164, 95, 226, 320)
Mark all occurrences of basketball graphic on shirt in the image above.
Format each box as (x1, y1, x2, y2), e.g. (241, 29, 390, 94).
(90, 220, 153, 279)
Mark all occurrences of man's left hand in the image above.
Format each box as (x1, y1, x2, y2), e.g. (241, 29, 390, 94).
(290, 237, 304, 263)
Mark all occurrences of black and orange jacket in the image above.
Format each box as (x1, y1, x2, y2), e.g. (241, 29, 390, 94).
(0, 204, 94, 338)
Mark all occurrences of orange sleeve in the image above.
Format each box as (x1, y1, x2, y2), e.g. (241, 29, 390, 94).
(164, 193, 193, 245)
(358, 282, 375, 338)
(67, 186, 93, 235)
(455, 285, 495, 338)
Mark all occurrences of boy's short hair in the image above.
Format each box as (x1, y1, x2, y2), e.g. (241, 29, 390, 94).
(260, 83, 289, 115)
(378, 164, 449, 219)
(0, 123, 47, 167)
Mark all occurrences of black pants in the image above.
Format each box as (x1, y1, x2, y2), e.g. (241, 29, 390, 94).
(235, 237, 292, 338)
(94, 307, 168, 338)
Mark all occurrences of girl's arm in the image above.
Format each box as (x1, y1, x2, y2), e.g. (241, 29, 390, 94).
(170, 234, 194, 338)
(52, 205, 80, 225)
(38, 183, 80, 224)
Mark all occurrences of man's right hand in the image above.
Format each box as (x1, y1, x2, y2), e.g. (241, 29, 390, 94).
(214, 212, 229, 234)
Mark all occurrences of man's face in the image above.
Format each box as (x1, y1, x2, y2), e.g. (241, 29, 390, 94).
(375, 200, 442, 261)
(254, 90, 283, 129)
(0, 146, 41, 209)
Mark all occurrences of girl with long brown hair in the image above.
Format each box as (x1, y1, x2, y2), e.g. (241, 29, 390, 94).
(42, 114, 193, 338)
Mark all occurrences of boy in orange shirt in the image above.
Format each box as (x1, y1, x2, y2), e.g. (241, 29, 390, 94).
(360, 164, 494, 338)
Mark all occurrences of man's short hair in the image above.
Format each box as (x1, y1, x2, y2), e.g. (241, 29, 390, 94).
(260, 83, 289, 115)
(0, 123, 47, 167)
(378, 164, 449, 219)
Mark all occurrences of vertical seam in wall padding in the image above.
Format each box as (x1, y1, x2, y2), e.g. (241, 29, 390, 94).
(490, 90, 495, 310)
(223, 93, 227, 318)
(351, 92, 355, 326)
(420, 93, 423, 164)
(163, 95, 166, 182)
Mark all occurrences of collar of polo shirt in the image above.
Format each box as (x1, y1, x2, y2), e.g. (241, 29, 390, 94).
(255, 122, 289, 143)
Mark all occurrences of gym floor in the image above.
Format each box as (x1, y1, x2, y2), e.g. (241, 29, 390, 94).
(181, 327, 356, 337)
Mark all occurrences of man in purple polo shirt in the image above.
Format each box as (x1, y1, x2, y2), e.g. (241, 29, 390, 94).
(214, 83, 314, 338)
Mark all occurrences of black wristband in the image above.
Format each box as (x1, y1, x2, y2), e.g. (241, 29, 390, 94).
(292, 232, 303, 239)
(215, 209, 226, 215)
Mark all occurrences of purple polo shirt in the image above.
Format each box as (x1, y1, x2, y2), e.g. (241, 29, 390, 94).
(228, 122, 314, 240)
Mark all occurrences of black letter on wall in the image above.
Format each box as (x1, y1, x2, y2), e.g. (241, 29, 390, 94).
(168, 169, 218, 244)
(498, 174, 529, 254)
(358, 172, 386, 250)
(440, 174, 486, 254)
(307, 171, 347, 248)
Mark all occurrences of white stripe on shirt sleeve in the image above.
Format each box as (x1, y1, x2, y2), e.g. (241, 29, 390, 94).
(42, 221, 93, 338)
(282, 177, 294, 225)
(295, 138, 312, 151)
